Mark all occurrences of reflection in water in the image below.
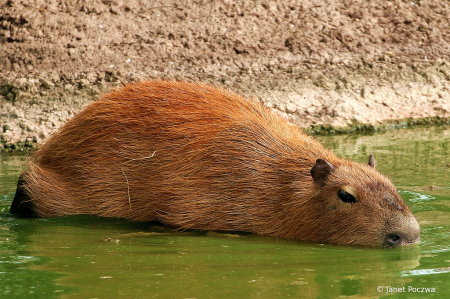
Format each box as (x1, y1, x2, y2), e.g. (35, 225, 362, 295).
(0, 216, 76, 297)
(400, 190, 435, 202)
(1, 126, 450, 298)
(9, 219, 422, 299)
(403, 267, 450, 276)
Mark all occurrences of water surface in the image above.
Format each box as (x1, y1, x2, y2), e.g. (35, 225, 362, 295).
(1, 126, 449, 298)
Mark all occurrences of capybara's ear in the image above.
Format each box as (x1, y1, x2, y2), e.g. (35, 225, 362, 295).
(368, 154, 375, 168)
(310, 159, 335, 184)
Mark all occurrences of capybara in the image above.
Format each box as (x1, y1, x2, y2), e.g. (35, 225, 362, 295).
(10, 81, 420, 247)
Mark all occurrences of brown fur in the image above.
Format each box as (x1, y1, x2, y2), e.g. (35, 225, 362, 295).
(11, 81, 419, 247)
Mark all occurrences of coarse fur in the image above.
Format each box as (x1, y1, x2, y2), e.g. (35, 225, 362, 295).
(10, 81, 420, 247)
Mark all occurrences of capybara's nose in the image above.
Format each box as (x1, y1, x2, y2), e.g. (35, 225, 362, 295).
(384, 217, 420, 247)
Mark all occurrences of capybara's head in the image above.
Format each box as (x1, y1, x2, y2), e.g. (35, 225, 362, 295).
(307, 154, 420, 247)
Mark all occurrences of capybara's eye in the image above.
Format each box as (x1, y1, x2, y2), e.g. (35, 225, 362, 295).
(338, 190, 357, 203)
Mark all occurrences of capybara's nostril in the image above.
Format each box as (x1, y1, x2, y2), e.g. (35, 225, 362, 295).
(385, 233, 402, 247)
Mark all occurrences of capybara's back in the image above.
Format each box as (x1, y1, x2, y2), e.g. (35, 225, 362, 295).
(10, 81, 420, 247)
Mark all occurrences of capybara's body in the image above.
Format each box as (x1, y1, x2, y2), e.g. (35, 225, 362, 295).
(10, 81, 420, 247)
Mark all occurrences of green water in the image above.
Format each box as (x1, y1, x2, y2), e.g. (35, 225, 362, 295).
(1, 126, 449, 299)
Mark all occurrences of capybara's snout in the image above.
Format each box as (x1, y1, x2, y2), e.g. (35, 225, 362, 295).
(382, 216, 420, 247)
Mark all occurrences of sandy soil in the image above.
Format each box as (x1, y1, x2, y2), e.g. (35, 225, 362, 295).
(1, 0, 450, 152)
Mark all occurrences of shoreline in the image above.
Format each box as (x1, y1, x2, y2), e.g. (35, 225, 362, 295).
(2, 106, 449, 155)
(1, 75, 450, 154)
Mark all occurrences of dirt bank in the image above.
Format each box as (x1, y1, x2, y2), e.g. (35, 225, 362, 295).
(1, 0, 450, 153)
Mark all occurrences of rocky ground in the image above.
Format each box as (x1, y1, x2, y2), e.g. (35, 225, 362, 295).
(1, 0, 450, 153)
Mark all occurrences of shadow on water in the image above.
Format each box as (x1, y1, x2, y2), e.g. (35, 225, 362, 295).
(1, 126, 450, 298)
